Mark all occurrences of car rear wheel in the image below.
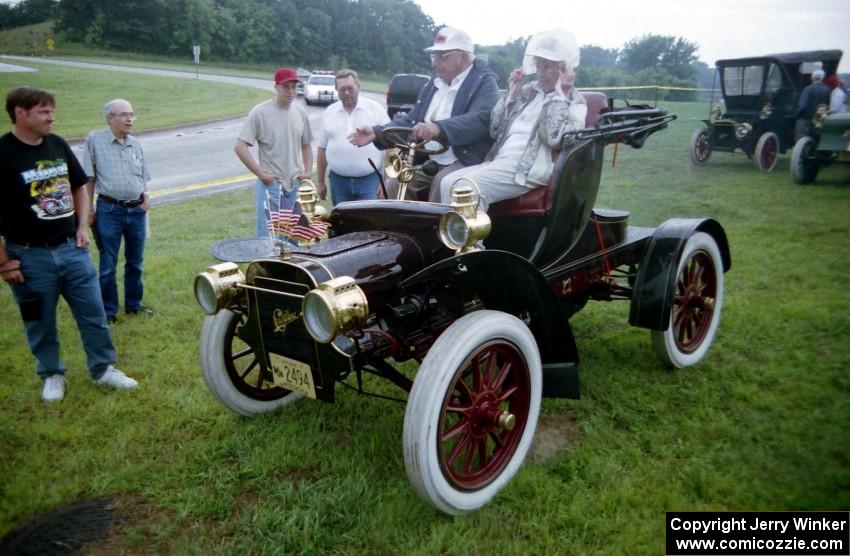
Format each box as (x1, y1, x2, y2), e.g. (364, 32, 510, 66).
(200, 309, 303, 416)
(754, 132, 779, 171)
(690, 127, 711, 165)
(790, 136, 819, 185)
(403, 310, 542, 515)
(651, 232, 724, 368)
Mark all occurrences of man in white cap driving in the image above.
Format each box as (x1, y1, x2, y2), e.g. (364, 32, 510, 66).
(438, 29, 587, 213)
(349, 26, 500, 201)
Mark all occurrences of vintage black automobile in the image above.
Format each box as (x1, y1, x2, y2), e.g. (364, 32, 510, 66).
(791, 112, 850, 184)
(194, 93, 731, 515)
(691, 50, 843, 171)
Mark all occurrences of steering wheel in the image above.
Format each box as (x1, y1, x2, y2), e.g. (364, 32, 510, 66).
(380, 126, 449, 156)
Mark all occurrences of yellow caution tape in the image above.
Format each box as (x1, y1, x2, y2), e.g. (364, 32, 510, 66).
(577, 85, 715, 92)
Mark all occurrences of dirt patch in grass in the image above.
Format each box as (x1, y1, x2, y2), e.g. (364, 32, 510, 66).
(528, 411, 579, 464)
(78, 494, 175, 556)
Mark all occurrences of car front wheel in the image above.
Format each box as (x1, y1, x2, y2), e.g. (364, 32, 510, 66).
(200, 309, 303, 416)
(690, 127, 712, 165)
(651, 232, 724, 368)
(790, 136, 819, 185)
(403, 310, 542, 515)
(755, 132, 779, 171)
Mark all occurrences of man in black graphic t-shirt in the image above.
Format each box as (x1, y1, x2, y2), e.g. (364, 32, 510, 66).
(0, 86, 139, 402)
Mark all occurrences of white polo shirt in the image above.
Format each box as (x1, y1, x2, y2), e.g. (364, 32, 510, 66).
(318, 96, 390, 177)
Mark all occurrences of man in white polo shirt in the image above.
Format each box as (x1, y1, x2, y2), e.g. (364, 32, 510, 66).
(316, 69, 389, 204)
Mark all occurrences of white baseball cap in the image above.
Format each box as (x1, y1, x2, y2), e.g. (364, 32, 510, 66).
(424, 27, 474, 53)
(522, 29, 580, 75)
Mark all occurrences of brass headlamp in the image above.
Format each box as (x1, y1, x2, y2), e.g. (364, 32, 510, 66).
(384, 151, 415, 199)
(302, 276, 369, 343)
(438, 179, 491, 253)
(734, 122, 752, 141)
(194, 262, 245, 315)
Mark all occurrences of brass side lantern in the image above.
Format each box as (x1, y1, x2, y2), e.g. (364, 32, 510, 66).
(438, 178, 491, 253)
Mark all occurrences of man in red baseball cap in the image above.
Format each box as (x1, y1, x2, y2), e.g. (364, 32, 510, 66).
(235, 67, 313, 236)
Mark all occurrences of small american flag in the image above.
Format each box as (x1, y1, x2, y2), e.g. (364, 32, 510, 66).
(267, 208, 302, 233)
(268, 206, 329, 242)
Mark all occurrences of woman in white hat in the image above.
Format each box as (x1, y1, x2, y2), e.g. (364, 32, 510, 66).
(438, 29, 587, 212)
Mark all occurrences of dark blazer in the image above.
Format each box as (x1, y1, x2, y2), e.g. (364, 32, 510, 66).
(373, 57, 500, 166)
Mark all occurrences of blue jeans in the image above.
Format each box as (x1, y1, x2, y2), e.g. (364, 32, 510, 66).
(95, 198, 147, 317)
(255, 178, 300, 237)
(6, 239, 116, 380)
(330, 172, 381, 205)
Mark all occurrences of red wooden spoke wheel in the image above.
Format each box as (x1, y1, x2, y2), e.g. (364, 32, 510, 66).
(690, 127, 712, 165)
(404, 311, 542, 515)
(437, 340, 531, 490)
(652, 232, 725, 368)
(755, 132, 779, 171)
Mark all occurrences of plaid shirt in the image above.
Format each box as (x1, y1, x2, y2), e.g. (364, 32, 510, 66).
(82, 128, 150, 200)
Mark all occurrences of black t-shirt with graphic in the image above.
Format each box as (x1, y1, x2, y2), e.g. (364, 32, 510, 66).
(0, 132, 88, 245)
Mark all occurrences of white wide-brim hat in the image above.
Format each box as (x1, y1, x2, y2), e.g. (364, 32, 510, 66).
(522, 29, 580, 75)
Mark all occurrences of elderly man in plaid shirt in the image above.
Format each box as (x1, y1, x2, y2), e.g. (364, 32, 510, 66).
(83, 98, 152, 324)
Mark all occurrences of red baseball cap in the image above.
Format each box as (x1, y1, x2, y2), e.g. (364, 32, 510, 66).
(274, 67, 300, 85)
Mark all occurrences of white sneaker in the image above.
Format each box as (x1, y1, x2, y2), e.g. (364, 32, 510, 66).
(42, 375, 65, 402)
(94, 365, 138, 390)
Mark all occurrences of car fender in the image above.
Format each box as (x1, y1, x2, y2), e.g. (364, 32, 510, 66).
(402, 248, 577, 357)
(629, 218, 731, 331)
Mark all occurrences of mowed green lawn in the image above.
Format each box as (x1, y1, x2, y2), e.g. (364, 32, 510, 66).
(0, 59, 270, 139)
(0, 98, 848, 553)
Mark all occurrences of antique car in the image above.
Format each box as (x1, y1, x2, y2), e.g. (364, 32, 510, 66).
(194, 93, 731, 515)
(691, 50, 843, 171)
(791, 111, 850, 184)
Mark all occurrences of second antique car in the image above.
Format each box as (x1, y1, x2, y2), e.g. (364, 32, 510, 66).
(791, 112, 850, 184)
(194, 93, 731, 515)
(691, 50, 843, 171)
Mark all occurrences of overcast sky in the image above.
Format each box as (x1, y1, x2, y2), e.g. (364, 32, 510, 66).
(413, 0, 850, 73)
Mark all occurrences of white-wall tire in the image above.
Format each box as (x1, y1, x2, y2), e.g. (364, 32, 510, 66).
(690, 127, 711, 165)
(790, 136, 819, 184)
(403, 310, 542, 515)
(755, 132, 779, 171)
(200, 310, 303, 416)
(651, 232, 724, 368)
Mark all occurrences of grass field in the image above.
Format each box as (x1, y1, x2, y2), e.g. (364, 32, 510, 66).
(1, 98, 849, 552)
(0, 58, 271, 140)
(1, 22, 389, 99)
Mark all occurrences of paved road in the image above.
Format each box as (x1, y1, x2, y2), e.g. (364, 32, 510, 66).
(0, 55, 388, 205)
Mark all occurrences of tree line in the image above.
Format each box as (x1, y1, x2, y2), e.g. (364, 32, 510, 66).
(3, 0, 705, 98)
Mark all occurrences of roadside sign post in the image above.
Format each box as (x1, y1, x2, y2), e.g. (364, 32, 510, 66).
(192, 45, 200, 79)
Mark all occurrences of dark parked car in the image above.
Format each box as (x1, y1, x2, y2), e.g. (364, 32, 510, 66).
(691, 50, 843, 171)
(195, 93, 731, 515)
(386, 73, 429, 119)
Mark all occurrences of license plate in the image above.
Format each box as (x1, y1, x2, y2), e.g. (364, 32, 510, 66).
(269, 353, 316, 399)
